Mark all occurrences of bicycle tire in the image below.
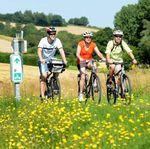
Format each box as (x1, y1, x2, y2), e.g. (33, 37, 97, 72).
(78, 74, 89, 102)
(91, 74, 102, 104)
(51, 76, 61, 102)
(77, 74, 81, 96)
(46, 77, 52, 99)
(121, 74, 132, 105)
(106, 76, 117, 104)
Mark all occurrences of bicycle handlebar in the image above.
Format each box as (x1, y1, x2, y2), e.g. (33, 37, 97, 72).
(44, 58, 66, 67)
(80, 59, 105, 65)
(106, 61, 133, 65)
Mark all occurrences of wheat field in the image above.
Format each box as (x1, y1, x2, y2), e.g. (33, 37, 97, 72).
(0, 63, 149, 100)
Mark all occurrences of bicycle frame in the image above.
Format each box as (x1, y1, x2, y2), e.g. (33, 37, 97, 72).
(85, 70, 96, 98)
(78, 60, 102, 104)
(45, 59, 65, 101)
(106, 62, 132, 104)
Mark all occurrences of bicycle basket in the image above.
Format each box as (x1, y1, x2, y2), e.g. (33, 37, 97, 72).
(48, 60, 65, 73)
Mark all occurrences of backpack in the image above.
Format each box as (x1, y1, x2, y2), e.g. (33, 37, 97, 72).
(111, 40, 124, 52)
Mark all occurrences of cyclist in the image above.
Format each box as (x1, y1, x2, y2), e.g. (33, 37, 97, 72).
(76, 31, 105, 102)
(105, 29, 137, 85)
(38, 26, 67, 101)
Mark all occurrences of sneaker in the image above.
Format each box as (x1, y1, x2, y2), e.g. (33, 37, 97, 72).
(78, 93, 84, 102)
(40, 95, 46, 102)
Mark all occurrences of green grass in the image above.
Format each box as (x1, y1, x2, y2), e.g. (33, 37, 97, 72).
(0, 95, 149, 149)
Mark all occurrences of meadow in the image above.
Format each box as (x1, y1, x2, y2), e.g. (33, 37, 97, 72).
(0, 63, 150, 148)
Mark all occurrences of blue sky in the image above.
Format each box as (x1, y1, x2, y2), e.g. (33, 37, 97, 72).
(0, 0, 138, 28)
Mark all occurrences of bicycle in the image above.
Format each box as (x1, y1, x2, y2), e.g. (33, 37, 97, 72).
(77, 60, 102, 104)
(45, 59, 65, 102)
(106, 62, 132, 105)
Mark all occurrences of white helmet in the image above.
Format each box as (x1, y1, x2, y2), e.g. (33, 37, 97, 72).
(83, 31, 93, 37)
(113, 30, 124, 36)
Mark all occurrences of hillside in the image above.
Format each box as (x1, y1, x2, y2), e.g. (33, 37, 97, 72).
(0, 35, 12, 53)
(0, 24, 99, 53)
(36, 25, 99, 35)
(1, 21, 99, 35)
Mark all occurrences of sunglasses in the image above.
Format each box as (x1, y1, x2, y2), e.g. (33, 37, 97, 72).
(48, 32, 56, 35)
(84, 36, 92, 39)
(49, 33, 56, 35)
(114, 35, 122, 38)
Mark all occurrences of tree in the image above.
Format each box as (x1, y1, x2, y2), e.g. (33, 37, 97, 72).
(114, 4, 139, 46)
(68, 17, 89, 26)
(93, 27, 113, 53)
(13, 11, 23, 23)
(139, 19, 150, 64)
(34, 12, 48, 26)
(50, 15, 66, 26)
(23, 24, 44, 48)
(23, 10, 34, 24)
(114, 0, 150, 64)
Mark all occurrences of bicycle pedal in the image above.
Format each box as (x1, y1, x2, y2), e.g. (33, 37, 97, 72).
(85, 94, 90, 98)
(107, 84, 112, 89)
(94, 88, 98, 92)
(53, 90, 59, 94)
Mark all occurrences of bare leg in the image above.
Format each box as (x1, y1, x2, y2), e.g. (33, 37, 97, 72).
(80, 73, 85, 93)
(40, 81, 46, 98)
(40, 73, 47, 99)
(109, 64, 115, 82)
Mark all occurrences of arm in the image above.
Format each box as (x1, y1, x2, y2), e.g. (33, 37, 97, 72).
(37, 47, 45, 63)
(59, 48, 67, 65)
(76, 45, 84, 61)
(105, 41, 113, 63)
(106, 53, 113, 64)
(128, 52, 137, 64)
(122, 40, 137, 64)
(94, 46, 105, 61)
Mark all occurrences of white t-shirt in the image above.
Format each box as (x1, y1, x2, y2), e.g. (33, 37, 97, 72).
(38, 37, 63, 60)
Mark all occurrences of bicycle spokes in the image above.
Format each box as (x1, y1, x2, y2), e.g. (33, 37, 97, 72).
(106, 78, 117, 105)
(117, 75, 132, 105)
(91, 75, 102, 104)
(51, 77, 61, 102)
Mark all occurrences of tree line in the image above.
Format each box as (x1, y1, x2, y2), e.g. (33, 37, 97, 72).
(0, 0, 150, 65)
(0, 10, 89, 27)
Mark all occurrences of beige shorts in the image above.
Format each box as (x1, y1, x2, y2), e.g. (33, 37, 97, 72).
(114, 64, 122, 75)
(79, 60, 94, 74)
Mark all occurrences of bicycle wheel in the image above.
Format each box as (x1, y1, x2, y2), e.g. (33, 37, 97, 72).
(121, 74, 132, 105)
(46, 77, 52, 99)
(91, 74, 102, 104)
(106, 76, 117, 104)
(77, 74, 81, 96)
(51, 76, 61, 102)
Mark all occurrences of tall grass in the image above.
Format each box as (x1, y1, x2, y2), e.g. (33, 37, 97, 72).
(0, 66, 150, 100)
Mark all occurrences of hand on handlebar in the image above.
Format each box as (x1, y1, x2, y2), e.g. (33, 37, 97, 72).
(132, 59, 137, 65)
(107, 59, 113, 64)
(40, 58, 46, 64)
(63, 60, 68, 65)
(99, 58, 106, 63)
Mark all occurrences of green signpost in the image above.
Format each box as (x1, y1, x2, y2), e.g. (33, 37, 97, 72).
(10, 31, 27, 101)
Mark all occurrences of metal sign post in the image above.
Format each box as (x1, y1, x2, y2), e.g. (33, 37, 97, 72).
(10, 31, 27, 101)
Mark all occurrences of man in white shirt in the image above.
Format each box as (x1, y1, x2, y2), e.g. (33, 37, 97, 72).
(38, 27, 67, 100)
